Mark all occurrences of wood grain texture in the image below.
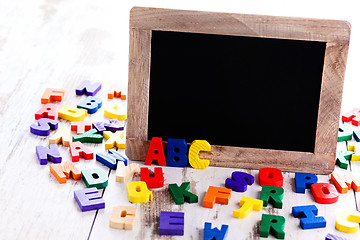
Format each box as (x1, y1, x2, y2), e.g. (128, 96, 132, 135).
(126, 29, 152, 144)
(129, 7, 351, 42)
(126, 7, 350, 173)
(314, 42, 350, 155)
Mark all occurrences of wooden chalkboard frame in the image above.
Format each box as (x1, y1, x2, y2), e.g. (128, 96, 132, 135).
(126, 7, 351, 174)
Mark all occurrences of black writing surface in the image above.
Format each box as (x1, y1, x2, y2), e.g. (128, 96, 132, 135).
(148, 30, 326, 152)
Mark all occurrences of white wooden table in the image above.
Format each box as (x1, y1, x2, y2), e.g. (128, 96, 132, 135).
(1, 1, 360, 239)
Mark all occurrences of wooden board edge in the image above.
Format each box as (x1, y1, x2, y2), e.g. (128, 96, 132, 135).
(314, 42, 350, 155)
(125, 138, 335, 174)
(129, 6, 351, 43)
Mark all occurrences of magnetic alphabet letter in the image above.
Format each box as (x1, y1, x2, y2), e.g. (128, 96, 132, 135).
(69, 142, 93, 161)
(311, 183, 339, 204)
(159, 211, 184, 236)
(35, 103, 57, 120)
(167, 138, 188, 167)
(203, 186, 232, 208)
(259, 168, 283, 187)
(295, 172, 318, 193)
(260, 214, 285, 239)
(203, 222, 228, 240)
(126, 181, 153, 203)
(233, 196, 263, 219)
(30, 118, 58, 136)
(75, 80, 101, 96)
(140, 167, 164, 188)
(225, 171, 254, 192)
(50, 161, 81, 184)
(41, 88, 65, 104)
(260, 185, 284, 208)
(74, 187, 105, 212)
(96, 149, 128, 170)
(168, 182, 198, 205)
(82, 168, 108, 189)
(335, 210, 360, 233)
(110, 206, 136, 230)
(292, 205, 326, 229)
(188, 140, 211, 169)
(77, 96, 102, 114)
(342, 108, 360, 126)
(36, 144, 62, 165)
(144, 137, 166, 166)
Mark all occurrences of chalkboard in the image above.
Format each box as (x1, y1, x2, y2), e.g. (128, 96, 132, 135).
(148, 30, 326, 153)
(126, 7, 351, 174)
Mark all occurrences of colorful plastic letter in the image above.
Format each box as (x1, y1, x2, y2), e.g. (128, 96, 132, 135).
(110, 206, 136, 230)
(353, 130, 360, 142)
(41, 88, 65, 104)
(348, 142, 360, 161)
(338, 124, 353, 142)
(49, 127, 72, 147)
(168, 182, 198, 205)
(167, 138, 188, 167)
(225, 171, 254, 192)
(159, 211, 184, 236)
(69, 142, 93, 161)
(331, 172, 360, 193)
(72, 129, 103, 143)
(96, 149, 128, 170)
(233, 196, 263, 219)
(126, 181, 153, 203)
(203, 222, 228, 240)
(77, 96, 102, 114)
(116, 162, 139, 182)
(325, 233, 349, 240)
(103, 131, 125, 149)
(336, 149, 354, 170)
(292, 205, 326, 229)
(203, 186, 232, 208)
(108, 84, 127, 100)
(104, 104, 127, 120)
(260, 214, 285, 239)
(260, 185, 284, 208)
(58, 106, 87, 121)
(311, 183, 339, 204)
(71, 121, 92, 135)
(49, 161, 81, 184)
(103, 119, 124, 132)
(74, 187, 105, 212)
(295, 172, 318, 193)
(75, 80, 101, 96)
(259, 168, 283, 187)
(93, 121, 106, 133)
(30, 118, 58, 136)
(335, 210, 360, 233)
(36, 144, 62, 165)
(145, 137, 166, 166)
(35, 103, 57, 120)
(189, 140, 211, 169)
(82, 168, 108, 189)
(342, 108, 360, 126)
(140, 167, 164, 188)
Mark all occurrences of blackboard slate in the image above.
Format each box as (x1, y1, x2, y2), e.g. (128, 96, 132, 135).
(148, 30, 326, 152)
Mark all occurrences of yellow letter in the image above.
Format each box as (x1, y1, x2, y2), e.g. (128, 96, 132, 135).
(103, 131, 125, 149)
(336, 210, 360, 233)
(104, 104, 127, 120)
(233, 196, 263, 219)
(58, 106, 87, 121)
(188, 140, 211, 169)
(126, 181, 153, 203)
